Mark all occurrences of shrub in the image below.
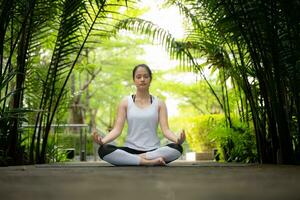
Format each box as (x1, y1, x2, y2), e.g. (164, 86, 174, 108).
(208, 120, 258, 163)
(170, 114, 258, 163)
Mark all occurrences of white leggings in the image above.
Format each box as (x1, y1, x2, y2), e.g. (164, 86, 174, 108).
(98, 143, 183, 166)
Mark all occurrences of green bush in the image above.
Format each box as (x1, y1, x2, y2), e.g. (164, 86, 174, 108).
(170, 114, 223, 152)
(55, 132, 94, 156)
(46, 135, 68, 163)
(44, 130, 95, 163)
(208, 119, 258, 163)
(170, 114, 258, 163)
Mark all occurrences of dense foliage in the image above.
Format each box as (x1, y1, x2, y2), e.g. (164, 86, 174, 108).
(1, 0, 299, 165)
(116, 0, 300, 164)
(0, 0, 140, 165)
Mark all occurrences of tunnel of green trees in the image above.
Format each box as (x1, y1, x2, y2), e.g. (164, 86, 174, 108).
(1, 0, 299, 165)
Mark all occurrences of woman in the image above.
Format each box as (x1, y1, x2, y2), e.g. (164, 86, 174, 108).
(93, 64, 185, 166)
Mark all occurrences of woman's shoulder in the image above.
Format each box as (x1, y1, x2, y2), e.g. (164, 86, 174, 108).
(119, 96, 130, 108)
(154, 97, 166, 108)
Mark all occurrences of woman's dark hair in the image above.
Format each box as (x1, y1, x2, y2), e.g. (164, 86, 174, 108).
(132, 64, 152, 81)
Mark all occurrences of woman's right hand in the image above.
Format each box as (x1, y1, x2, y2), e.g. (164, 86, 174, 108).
(177, 129, 186, 145)
(93, 131, 104, 146)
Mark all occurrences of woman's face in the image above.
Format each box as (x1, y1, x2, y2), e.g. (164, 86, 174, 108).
(133, 67, 151, 90)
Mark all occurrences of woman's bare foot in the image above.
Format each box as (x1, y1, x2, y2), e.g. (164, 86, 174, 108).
(139, 153, 146, 159)
(155, 157, 166, 166)
(139, 157, 166, 166)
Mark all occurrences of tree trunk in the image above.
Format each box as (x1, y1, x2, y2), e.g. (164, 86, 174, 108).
(9, 0, 34, 164)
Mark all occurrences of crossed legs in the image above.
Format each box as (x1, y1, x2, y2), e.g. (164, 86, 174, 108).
(98, 143, 183, 166)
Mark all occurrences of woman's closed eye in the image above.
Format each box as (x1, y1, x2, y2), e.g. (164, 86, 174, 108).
(136, 75, 149, 79)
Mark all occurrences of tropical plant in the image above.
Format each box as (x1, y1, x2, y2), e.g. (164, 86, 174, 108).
(115, 0, 300, 164)
(0, 0, 142, 165)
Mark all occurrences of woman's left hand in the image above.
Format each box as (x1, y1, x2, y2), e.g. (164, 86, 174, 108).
(92, 131, 104, 146)
(177, 129, 186, 144)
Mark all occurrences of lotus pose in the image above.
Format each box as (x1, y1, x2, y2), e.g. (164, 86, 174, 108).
(93, 64, 185, 166)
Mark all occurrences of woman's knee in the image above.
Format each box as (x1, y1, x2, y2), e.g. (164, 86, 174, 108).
(166, 143, 183, 154)
(98, 144, 117, 159)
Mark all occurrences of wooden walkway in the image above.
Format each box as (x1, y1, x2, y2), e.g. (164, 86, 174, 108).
(1, 161, 300, 200)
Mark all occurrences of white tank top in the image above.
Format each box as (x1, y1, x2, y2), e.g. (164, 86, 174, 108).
(124, 95, 160, 151)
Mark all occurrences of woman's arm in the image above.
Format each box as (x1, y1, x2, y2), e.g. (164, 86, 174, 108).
(93, 97, 127, 145)
(159, 100, 185, 144)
